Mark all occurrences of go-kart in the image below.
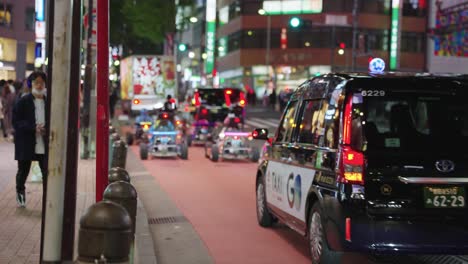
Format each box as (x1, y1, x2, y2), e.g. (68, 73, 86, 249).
(204, 120, 260, 162)
(139, 112, 188, 160)
(126, 121, 153, 145)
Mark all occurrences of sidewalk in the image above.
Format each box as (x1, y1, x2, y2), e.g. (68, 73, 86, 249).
(0, 140, 157, 263)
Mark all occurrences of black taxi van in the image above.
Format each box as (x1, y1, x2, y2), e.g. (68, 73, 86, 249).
(252, 73, 468, 264)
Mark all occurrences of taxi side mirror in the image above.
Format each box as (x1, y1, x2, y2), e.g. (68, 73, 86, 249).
(252, 128, 269, 140)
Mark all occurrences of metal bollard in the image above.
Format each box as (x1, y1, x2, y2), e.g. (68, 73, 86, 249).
(77, 200, 132, 263)
(109, 133, 121, 169)
(111, 140, 127, 169)
(103, 181, 138, 235)
(109, 167, 131, 183)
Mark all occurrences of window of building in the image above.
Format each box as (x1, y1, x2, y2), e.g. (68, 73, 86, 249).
(228, 1, 242, 21)
(276, 101, 299, 143)
(25, 8, 35, 31)
(402, 0, 427, 17)
(0, 5, 12, 27)
(241, 1, 263, 15)
(400, 32, 424, 53)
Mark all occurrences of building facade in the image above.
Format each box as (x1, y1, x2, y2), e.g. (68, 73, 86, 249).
(426, 0, 468, 73)
(215, 0, 428, 97)
(0, 0, 36, 80)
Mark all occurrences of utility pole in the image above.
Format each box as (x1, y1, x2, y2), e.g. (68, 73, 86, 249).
(96, 0, 109, 202)
(40, 0, 53, 261)
(351, 0, 359, 71)
(81, 0, 93, 159)
(61, 0, 82, 260)
(42, 0, 77, 261)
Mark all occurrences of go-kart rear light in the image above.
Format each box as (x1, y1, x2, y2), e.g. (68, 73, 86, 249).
(224, 132, 250, 137)
(133, 99, 141, 105)
(151, 131, 179, 136)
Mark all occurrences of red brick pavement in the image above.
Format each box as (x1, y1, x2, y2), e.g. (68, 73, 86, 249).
(0, 140, 96, 263)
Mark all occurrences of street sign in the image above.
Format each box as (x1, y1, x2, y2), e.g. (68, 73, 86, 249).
(369, 58, 385, 73)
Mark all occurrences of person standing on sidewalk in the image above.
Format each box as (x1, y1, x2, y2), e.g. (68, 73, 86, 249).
(12, 71, 48, 207)
(2, 81, 15, 141)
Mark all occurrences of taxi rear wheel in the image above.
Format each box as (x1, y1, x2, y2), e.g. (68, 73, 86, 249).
(256, 176, 273, 227)
(308, 203, 341, 264)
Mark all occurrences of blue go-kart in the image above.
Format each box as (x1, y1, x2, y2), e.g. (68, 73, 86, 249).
(139, 112, 188, 160)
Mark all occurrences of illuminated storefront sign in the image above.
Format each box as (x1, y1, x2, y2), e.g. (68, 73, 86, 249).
(205, 0, 216, 74)
(218, 37, 227, 57)
(36, 0, 44, 21)
(390, 0, 402, 70)
(262, 0, 323, 15)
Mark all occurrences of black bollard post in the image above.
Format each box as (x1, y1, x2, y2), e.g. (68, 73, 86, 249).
(77, 201, 132, 263)
(103, 181, 138, 235)
(109, 167, 131, 183)
(111, 140, 127, 169)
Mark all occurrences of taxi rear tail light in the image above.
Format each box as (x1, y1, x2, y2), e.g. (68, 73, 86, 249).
(345, 218, 352, 242)
(339, 146, 364, 185)
(224, 92, 232, 107)
(343, 95, 352, 145)
(194, 92, 201, 106)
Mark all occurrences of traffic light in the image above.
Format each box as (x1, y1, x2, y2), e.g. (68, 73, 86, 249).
(337, 42, 346, 55)
(289, 17, 301, 28)
(178, 43, 187, 52)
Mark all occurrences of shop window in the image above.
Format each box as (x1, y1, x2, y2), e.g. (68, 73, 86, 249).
(25, 8, 35, 31)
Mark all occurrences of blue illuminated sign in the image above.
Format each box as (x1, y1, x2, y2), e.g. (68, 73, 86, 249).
(369, 58, 385, 73)
(36, 0, 45, 21)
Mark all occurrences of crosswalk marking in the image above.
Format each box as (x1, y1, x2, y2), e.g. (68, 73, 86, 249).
(245, 118, 279, 129)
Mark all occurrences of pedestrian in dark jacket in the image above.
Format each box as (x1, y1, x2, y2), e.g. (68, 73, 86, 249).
(12, 71, 48, 207)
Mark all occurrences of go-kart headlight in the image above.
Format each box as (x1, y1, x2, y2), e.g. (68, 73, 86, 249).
(219, 133, 225, 140)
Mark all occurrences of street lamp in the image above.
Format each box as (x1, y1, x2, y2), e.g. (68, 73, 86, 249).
(189, 16, 198, 23)
(258, 9, 271, 83)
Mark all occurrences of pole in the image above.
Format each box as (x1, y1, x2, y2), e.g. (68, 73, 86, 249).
(351, 0, 359, 71)
(330, 26, 335, 71)
(40, 0, 53, 261)
(81, 0, 93, 159)
(265, 14, 271, 81)
(42, 0, 74, 261)
(96, 0, 109, 202)
(61, 0, 82, 260)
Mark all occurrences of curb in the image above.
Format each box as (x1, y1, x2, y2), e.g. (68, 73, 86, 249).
(134, 197, 158, 264)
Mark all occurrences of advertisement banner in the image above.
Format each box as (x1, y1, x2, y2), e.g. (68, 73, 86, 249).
(433, 1, 468, 57)
(120, 56, 176, 100)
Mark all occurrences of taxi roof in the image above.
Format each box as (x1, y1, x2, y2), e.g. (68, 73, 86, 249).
(330, 72, 468, 80)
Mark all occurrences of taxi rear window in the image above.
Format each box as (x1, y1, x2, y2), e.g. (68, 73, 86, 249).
(350, 91, 468, 152)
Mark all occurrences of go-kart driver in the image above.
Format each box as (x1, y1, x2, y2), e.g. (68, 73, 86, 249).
(153, 118, 175, 132)
(163, 95, 177, 112)
(136, 109, 153, 123)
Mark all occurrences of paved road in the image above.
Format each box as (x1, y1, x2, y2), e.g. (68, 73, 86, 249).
(127, 108, 468, 264)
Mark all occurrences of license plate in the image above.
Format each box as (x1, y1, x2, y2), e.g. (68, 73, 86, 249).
(423, 186, 466, 208)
